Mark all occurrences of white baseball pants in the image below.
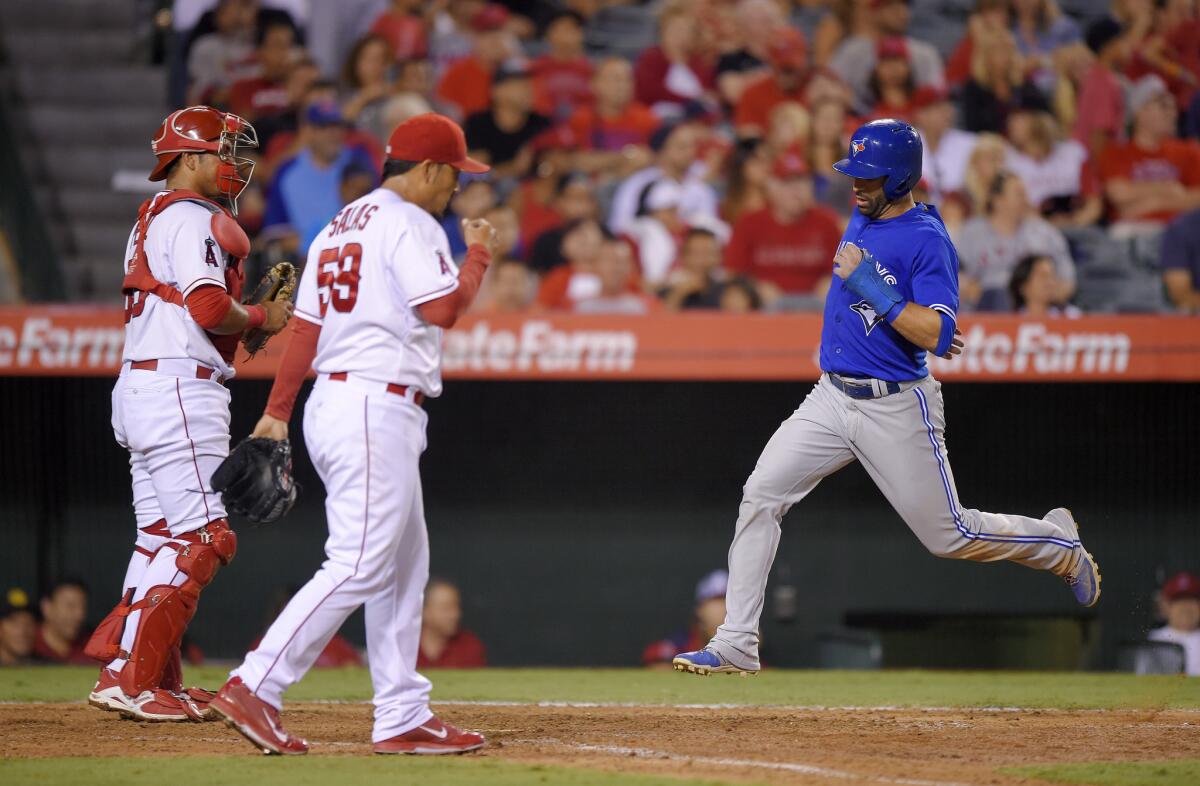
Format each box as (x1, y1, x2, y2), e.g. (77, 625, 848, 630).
(233, 375, 433, 742)
(711, 374, 1083, 669)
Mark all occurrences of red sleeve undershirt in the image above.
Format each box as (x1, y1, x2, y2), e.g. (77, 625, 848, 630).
(263, 244, 492, 421)
(185, 284, 233, 330)
(417, 243, 492, 328)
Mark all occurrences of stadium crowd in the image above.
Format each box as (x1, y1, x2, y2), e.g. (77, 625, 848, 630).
(170, 0, 1200, 316)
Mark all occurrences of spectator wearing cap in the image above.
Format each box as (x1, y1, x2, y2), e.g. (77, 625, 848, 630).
(642, 570, 730, 668)
(829, 0, 945, 117)
(530, 11, 593, 121)
(866, 37, 916, 122)
(622, 180, 687, 287)
(567, 58, 659, 169)
(1074, 17, 1130, 160)
(633, 0, 717, 120)
(575, 239, 660, 314)
(341, 35, 396, 146)
(960, 29, 1048, 135)
(1005, 108, 1101, 227)
(462, 61, 552, 179)
(368, 0, 429, 63)
(660, 227, 729, 310)
(0, 589, 36, 666)
(608, 123, 720, 236)
(1148, 571, 1200, 675)
(435, 3, 517, 120)
(1100, 74, 1200, 237)
(262, 100, 377, 256)
(724, 149, 843, 304)
(733, 28, 811, 138)
(32, 579, 90, 664)
(1008, 254, 1081, 318)
(1161, 209, 1200, 312)
(228, 19, 298, 121)
(417, 578, 487, 670)
(186, 0, 257, 106)
(957, 171, 1075, 310)
(912, 86, 977, 207)
(714, 0, 785, 108)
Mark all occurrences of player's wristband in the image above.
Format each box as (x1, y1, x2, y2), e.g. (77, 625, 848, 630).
(934, 312, 956, 356)
(844, 256, 904, 322)
(244, 304, 267, 329)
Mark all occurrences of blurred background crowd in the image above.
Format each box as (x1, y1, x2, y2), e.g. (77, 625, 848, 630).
(6, 0, 1200, 316)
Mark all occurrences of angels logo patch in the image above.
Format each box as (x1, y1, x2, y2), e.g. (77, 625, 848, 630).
(436, 249, 452, 276)
(204, 238, 219, 267)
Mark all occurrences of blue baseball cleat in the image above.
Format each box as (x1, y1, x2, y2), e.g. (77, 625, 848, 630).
(1047, 508, 1101, 607)
(672, 648, 758, 677)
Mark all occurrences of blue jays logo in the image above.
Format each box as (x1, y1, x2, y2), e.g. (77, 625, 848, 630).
(850, 139, 867, 156)
(847, 249, 897, 335)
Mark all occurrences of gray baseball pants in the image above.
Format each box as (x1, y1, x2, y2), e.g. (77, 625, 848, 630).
(710, 374, 1082, 669)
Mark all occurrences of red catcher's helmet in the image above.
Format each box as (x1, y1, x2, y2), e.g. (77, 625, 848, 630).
(150, 106, 258, 214)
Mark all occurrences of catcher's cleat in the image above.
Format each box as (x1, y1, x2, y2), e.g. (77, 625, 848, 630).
(209, 677, 308, 755)
(1048, 508, 1101, 607)
(88, 668, 132, 714)
(373, 717, 485, 755)
(126, 689, 204, 722)
(181, 686, 220, 721)
(672, 648, 758, 676)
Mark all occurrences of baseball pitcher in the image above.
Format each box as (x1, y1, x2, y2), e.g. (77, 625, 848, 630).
(87, 106, 292, 718)
(674, 119, 1101, 676)
(208, 114, 496, 755)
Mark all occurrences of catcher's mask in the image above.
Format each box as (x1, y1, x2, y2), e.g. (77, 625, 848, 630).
(150, 106, 258, 215)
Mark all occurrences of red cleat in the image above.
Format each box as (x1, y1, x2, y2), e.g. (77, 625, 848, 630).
(373, 716, 486, 755)
(208, 677, 308, 755)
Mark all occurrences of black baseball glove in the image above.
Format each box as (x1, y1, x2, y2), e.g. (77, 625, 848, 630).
(211, 438, 300, 524)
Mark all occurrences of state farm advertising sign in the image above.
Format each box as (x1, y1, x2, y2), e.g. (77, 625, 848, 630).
(0, 307, 1196, 382)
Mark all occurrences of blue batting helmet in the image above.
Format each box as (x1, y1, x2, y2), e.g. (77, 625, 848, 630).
(832, 119, 922, 201)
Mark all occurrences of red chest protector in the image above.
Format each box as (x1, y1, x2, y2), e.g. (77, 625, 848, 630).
(124, 189, 251, 360)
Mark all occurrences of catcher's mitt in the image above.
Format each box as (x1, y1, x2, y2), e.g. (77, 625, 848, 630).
(211, 438, 300, 524)
(242, 261, 297, 357)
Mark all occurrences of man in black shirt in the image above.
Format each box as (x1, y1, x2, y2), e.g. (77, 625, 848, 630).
(463, 61, 552, 179)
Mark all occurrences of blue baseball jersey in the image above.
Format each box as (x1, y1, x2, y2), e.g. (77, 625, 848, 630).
(819, 203, 959, 382)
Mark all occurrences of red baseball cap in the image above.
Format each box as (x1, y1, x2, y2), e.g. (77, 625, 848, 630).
(911, 85, 949, 111)
(767, 28, 808, 71)
(772, 146, 810, 179)
(472, 4, 511, 32)
(876, 36, 910, 61)
(386, 113, 489, 173)
(1162, 572, 1200, 601)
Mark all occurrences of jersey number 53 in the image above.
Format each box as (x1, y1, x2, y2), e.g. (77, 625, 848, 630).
(316, 243, 362, 317)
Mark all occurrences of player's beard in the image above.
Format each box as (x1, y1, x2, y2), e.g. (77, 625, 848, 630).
(857, 191, 889, 219)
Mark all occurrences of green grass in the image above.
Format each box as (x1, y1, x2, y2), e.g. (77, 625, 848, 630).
(0, 757, 740, 786)
(2, 666, 1198, 710)
(1009, 759, 1200, 786)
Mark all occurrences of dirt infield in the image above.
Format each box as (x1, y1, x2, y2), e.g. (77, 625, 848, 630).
(3, 701, 1198, 785)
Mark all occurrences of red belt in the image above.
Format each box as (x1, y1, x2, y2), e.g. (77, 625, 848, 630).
(328, 372, 424, 406)
(130, 359, 225, 384)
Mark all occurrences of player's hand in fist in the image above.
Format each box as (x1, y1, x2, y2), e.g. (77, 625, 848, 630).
(832, 243, 864, 280)
(261, 298, 294, 334)
(251, 413, 288, 441)
(462, 218, 498, 257)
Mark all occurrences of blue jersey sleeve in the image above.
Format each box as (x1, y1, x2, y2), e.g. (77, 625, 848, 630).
(910, 235, 959, 323)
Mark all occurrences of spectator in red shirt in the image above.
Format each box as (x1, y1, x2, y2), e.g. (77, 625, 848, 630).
(531, 11, 593, 121)
(633, 0, 716, 119)
(32, 579, 91, 664)
(417, 579, 486, 669)
(734, 27, 810, 137)
(1101, 74, 1200, 235)
(575, 239, 659, 314)
(0, 592, 36, 666)
(1074, 17, 1130, 160)
(1124, 0, 1200, 115)
(436, 4, 516, 120)
(643, 570, 728, 668)
(228, 19, 297, 121)
(537, 218, 607, 309)
(567, 58, 658, 180)
(725, 149, 844, 304)
(867, 37, 916, 122)
(368, 0, 428, 62)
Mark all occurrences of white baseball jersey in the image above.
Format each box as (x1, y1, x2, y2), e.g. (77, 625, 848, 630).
(120, 194, 237, 378)
(295, 187, 459, 397)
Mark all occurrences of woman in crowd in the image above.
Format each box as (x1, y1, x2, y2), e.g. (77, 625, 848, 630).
(867, 37, 917, 122)
(807, 98, 853, 215)
(341, 34, 395, 145)
(960, 29, 1048, 133)
(1011, 0, 1081, 93)
(720, 138, 771, 223)
(1009, 254, 1081, 317)
(633, 0, 717, 119)
(1005, 108, 1101, 226)
(961, 132, 1011, 216)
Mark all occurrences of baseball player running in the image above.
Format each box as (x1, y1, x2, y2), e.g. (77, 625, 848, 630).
(87, 106, 292, 719)
(674, 119, 1101, 676)
(208, 114, 496, 755)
